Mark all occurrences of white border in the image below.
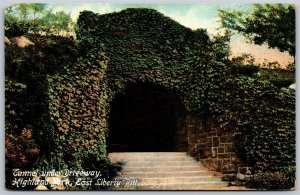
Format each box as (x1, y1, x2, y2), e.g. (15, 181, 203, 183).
(0, 0, 298, 194)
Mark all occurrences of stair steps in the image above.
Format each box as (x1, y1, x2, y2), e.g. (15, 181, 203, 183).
(108, 152, 228, 190)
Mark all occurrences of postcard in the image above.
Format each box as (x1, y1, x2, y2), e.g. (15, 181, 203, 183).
(4, 2, 295, 191)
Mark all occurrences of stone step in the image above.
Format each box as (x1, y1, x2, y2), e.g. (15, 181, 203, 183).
(123, 165, 205, 172)
(124, 160, 202, 167)
(113, 181, 229, 190)
(109, 152, 188, 157)
(137, 176, 222, 183)
(141, 181, 227, 186)
(108, 152, 229, 190)
(120, 171, 211, 177)
(109, 152, 193, 162)
(110, 156, 195, 162)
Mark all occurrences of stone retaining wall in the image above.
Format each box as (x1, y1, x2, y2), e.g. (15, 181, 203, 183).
(184, 114, 253, 183)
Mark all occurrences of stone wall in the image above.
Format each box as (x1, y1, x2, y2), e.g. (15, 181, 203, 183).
(174, 115, 189, 152)
(184, 114, 253, 183)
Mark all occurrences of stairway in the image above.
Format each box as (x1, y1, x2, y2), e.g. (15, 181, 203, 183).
(109, 152, 228, 190)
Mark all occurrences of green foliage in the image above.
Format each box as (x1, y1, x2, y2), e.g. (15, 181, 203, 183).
(209, 29, 232, 62)
(46, 49, 109, 165)
(269, 78, 294, 88)
(5, 80, 28, 134)
(75, 9, 295, 179)
(286, 62, 295, 71)
(259, 60, 281, 70)
(231, 64, 260, 77)
(231, 53, 255, 65)
(247, 171, 295, 190)
(5, 3, 73, 37)
(208, 74, 295, 172)
(5, 33, 121, 189)
(260, 67, 295, 82)
(33, 155, 68, 172)
(282, 165, 296, 189)
(219, 4, 295, 57)
(76, 156, 123, 190)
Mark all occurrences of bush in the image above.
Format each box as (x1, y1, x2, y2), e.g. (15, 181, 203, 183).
(5, 80, 28, 134)
(82, 156, 123, 190)
(231, 64, 260, 77)
(247, 171, 295, 190)
(269, 78, 294, 88)
(5, 128, 40, 189)
(282, 166, 296, 189)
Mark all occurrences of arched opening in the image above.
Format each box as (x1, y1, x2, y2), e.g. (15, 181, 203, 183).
(107, 82, 186, 152)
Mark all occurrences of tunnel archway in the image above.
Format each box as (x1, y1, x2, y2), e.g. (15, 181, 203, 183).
(107, 82, 186, 152)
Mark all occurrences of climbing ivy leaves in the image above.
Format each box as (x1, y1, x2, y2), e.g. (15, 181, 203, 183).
(45, 9, 295, 174)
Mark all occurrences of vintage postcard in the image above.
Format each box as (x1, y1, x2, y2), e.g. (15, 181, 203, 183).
(4, 3, 295, 191)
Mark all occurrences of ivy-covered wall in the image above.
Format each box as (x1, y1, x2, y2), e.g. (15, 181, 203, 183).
(41, 8, 294, 184)
(44, 8, 213, 165)
(47, 49, 109, 166)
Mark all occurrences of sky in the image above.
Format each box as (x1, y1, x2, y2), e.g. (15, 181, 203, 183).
(48, 3, 294, 67)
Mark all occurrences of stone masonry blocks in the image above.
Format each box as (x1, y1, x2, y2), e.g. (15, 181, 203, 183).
(186, 114, 249, 179)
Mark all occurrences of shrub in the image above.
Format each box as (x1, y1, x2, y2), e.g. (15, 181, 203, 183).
(231, 64, 260, 77)
(269, 78, 294, 88)
(5, 128, 40, 189)
(247, 171, 295, 190)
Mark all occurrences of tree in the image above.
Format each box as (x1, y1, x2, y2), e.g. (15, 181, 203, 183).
(231, 53, 255, 65)
(286, 62, 295, 72)
(209, 29, 232, 62)
(219, 4, 295, 57)
(5, 3, 73, 37)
